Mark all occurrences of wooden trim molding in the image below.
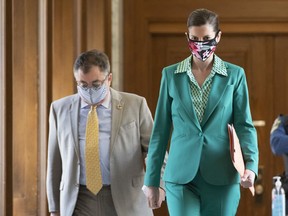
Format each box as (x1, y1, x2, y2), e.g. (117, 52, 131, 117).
(0, 0, 6, 215)
(111, 0, 123, 90)
(149, 21, 288, 34)
(0, 0, 12, 215)
(38, 0, 48, 215)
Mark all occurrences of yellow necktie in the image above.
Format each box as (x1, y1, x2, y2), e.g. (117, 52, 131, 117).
(85, 105, 102, 194)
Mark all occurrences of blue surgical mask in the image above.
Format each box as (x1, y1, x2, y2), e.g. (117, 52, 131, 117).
(77, 84, 108, 105)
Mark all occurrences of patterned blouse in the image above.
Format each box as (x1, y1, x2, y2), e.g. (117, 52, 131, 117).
(174, 55, 228, 123)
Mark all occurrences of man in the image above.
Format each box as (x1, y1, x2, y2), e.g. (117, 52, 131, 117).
(270, 115, 288, 156)
(270, 114, 288, 214)
(46, 49, 164, 216)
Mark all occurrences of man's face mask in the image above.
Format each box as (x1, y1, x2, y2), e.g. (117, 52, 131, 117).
(77, 84, 108, 105)
(76, 74, 109, 105)
(186, 31, 219, 62)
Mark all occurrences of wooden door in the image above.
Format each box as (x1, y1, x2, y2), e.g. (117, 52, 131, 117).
(217, 35, 273, 215)
(124, 1, 288, 215)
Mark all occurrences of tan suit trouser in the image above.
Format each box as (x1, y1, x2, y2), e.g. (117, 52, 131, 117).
(73, 185, 117, 216)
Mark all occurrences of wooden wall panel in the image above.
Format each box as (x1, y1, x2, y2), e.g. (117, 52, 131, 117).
(274, 36, 288, 115)
(51, 0, 75, 101)
(86, 0, 105, 51)
(140, 1, 288, 21)
(0, 0, 111, 215)
(12, 0, 39, 215)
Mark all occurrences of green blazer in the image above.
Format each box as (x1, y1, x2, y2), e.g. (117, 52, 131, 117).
(144, 55, 259, 187)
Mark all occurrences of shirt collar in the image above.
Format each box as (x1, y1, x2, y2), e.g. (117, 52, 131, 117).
(174, 54, 228, 76)
(80, 89, 111, 109)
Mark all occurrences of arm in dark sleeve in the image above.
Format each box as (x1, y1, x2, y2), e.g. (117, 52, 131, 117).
(270, 115, 288, 155)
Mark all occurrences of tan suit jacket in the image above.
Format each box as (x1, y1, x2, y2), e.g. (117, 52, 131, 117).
(46, 88, 154, 216)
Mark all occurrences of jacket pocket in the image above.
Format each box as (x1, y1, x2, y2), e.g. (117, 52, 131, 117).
(121, 121, 136, 130)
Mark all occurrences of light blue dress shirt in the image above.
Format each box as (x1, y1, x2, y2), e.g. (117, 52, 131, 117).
(78, 92, 112, 185)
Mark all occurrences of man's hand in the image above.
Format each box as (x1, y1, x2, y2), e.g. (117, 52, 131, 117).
(241, 169, 255, 188)
(142, 186, 165, 209)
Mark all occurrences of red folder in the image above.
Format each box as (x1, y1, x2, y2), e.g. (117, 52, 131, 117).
(228, 124, 255, 196)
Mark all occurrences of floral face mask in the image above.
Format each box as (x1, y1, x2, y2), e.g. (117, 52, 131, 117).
(186, 31, 219, 62)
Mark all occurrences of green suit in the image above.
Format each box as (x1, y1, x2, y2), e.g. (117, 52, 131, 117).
(144, 55, 258, 215)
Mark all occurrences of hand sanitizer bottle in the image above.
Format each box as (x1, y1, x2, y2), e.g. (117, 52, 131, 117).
(272, 176, 286, 216)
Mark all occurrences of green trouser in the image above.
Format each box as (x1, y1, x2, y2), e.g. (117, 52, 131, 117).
(165, 170, 240, 216)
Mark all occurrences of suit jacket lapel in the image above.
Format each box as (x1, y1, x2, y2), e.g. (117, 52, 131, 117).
(70, 95, 81, 160)
(110, 88, 124, 154)
(201, 74, 229, 127)
(174, 73, 201, 130)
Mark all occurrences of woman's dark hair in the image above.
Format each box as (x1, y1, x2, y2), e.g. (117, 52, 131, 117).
(187, 8, 219, 32)
(73, 49, 110, 74)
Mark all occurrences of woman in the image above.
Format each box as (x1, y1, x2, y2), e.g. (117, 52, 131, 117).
(143, 8, 259, 216)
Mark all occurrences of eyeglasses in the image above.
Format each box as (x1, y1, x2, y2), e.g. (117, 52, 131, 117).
(76, 74, 109, 90)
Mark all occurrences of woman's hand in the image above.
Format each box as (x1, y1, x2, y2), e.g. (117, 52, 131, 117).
(142, 186, 165, 209)
(241, 169, 255, 188)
